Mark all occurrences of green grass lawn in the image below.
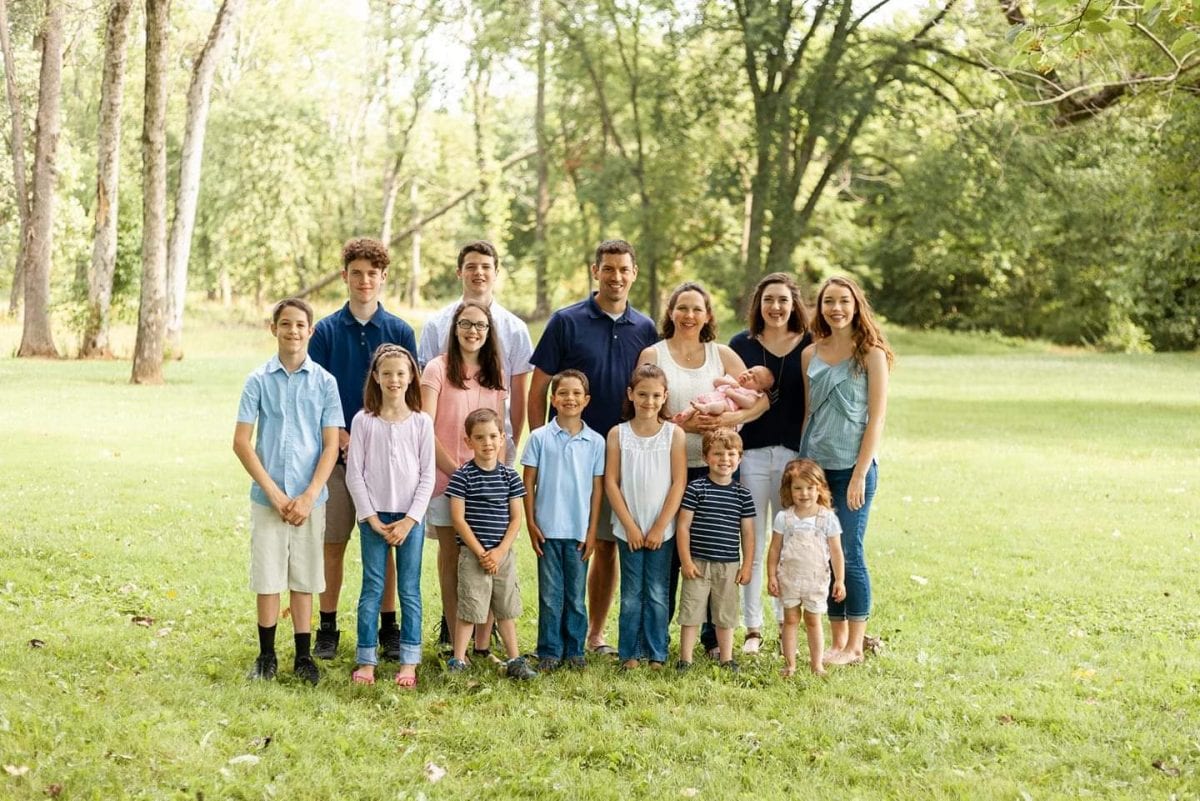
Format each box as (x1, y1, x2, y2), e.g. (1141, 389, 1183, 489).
(1, 308, 1197, 800)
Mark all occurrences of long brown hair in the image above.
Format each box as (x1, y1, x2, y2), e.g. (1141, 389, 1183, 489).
(811, 276, 894, 373)
(661, 282, 717, 342)
(620, 363, 671, 422)
(362, 344, 422, 415)
(779, 459, 832, 510)
(446, 301, 505, 391)
(746, 272, 808, 336)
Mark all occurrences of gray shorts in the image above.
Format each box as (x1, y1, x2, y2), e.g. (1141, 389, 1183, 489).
(594, 491, 618, 544)
(456, 548, 522, 623)
(678, 559, 740, 628)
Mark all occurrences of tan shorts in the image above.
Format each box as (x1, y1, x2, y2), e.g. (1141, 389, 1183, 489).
(456, 548, 522, 624)
(594, 491, 617, 544)
(249, 502, 326, 594)
(323, 463, 356, 545)
(678, 559, 739, 628)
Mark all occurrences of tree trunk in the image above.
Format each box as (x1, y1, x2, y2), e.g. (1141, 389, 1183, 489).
(131, 0, 170, 384)
(532, 0, 551, 319)
(408, 179, 421, 308)
(165, 0, 244, 359)
(16, 0, 63, 358)
(81, 0, 134, 359)
(1, 0, 31, 317)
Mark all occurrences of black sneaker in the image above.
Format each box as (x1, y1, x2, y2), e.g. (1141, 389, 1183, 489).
(719, 659, 740, 673)
(436, 616, 453, 655)
(566, 655, 587, 670)
(294, 655, 320, 686)
(247, 653, 277, 681)
(675, 660, 693, 674)
(380, 625, 401, 661)
(537, 657, 561, 673)
(313, 627, 339, 660)
(506, 656, 538, 681)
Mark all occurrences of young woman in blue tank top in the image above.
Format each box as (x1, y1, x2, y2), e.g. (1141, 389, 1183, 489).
(800, 276, 893, 666)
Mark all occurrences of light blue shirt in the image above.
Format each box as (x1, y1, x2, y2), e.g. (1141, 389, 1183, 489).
(800, 354, 869, 471)
(237, 355, 344, 507)
(520, 418, 606, 541)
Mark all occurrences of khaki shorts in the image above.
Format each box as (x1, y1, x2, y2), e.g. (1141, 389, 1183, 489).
(678, 559, 740, 628)
(456, 548, 522, 624)
(249, 502, 326, 594)
(594, 491, 617, 544)
(323, 463, 356, 545)
(782, 588, 829, 616)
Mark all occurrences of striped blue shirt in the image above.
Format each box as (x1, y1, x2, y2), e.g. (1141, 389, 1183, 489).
(680, 476, 756, 563)
(445, 461, 526, 549)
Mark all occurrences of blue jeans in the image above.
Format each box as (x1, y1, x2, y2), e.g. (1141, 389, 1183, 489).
(824, 462, 877, 622)
(537, 538, 589, 660)
(356, 512, 424, 665)
(617, 538, 671, 663)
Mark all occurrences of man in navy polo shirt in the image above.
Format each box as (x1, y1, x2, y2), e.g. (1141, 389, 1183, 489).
(308, 237, 417, 660)
(527, 239, 659, 656)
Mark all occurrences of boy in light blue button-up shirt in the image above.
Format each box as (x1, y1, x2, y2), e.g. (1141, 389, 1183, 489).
(234, 298, 343, 685)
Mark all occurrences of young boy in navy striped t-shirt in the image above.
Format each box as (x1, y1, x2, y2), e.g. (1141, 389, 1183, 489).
(446, 408, 537, 680)
(675, 428, 756, 672)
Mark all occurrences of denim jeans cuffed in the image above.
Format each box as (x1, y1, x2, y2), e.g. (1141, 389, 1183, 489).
(356, 512, 425, 666)
(824, 462, 877, 622)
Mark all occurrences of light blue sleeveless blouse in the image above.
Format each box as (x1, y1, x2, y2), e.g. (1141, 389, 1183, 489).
(799, 353, 869, 471)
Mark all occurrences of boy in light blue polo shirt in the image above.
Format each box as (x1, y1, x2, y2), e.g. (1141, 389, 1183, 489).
(234, 298, 343, 685)
(521, 369, 606, 671)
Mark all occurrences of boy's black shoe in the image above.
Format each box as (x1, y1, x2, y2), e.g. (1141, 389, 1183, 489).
(566, 655, 587, 670)
(675, 660, 693, 674)
(380, 626, 401, 661)
(537, 657, 561, 673)
(719, 659, 740, 673)
(313, 627, 339, 660)
(247, 653, 277, 681)
(505, 656, 538, 681)
(294, 655, 320, 686)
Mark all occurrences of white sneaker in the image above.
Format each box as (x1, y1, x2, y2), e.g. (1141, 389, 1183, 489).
(741, 631, 763, 655)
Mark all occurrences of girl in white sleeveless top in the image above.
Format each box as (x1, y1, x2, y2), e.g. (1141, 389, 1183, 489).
(604, 364, 687, 669)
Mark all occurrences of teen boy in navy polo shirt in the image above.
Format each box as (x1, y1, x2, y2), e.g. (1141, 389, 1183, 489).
(308, 237, 417, 660)
(527, 239, 659, 656)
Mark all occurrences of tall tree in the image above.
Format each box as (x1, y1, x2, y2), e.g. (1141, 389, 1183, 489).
(17, 0, 63, 358)
(81, 0, 134, 358)
(165, 0, 246, 357)
(723, 0, 958, 298)
(0, 0, 30, 317)
(532, 0, 552, 318)
(132, 0, 171, 384)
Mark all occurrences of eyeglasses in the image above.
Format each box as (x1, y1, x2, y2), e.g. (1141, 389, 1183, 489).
(455, 320, 490, 332)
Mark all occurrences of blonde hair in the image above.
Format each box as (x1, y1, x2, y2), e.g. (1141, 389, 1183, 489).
(779, 459, 833, 510)
(702, 427, 743, 456)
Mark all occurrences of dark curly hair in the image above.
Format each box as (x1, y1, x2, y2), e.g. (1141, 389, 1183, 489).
(342, 237, 390, 272)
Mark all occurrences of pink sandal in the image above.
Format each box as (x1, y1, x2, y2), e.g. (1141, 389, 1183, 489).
(351, 666, 376, 685)
(394, 672, 418, 689)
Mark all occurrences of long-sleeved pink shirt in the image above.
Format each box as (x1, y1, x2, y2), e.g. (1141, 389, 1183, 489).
(345, 409, 436, 523)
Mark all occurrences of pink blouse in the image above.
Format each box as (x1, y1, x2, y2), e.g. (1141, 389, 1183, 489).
(345, 410, 436, 522)
(420, 355, 508, 497)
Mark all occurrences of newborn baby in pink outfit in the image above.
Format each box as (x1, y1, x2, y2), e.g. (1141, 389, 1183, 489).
(672, 365, 775, 425)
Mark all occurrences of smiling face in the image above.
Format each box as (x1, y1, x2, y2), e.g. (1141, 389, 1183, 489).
(271, 305, 312, 359)
(550, 376, 590, 420)
(759, 282, 794, 331)
(820, 283, 857, 331)
(669, 289, 710, 339)
(790, 478, 820, 512)
(343, 258, 386, 307)
(374, 355, 411, 400)
(465, 419, 504, 463)
(704, 445, 741, 483)
(627, 377, 667, 419)
(453, 305, 491, 356)
(592, 253, 637, 307)
(458, 250, 498, 301)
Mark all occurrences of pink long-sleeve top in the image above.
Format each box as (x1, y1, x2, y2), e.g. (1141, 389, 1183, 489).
(345, 409, 436, 522)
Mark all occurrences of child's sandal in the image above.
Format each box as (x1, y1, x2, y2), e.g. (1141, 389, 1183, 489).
(350, 666, 376, 685)
(780, 666, 796, 678)
(394, 672, 418, 689)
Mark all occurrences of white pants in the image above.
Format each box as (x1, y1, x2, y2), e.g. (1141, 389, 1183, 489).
(739, 445, 799, 628)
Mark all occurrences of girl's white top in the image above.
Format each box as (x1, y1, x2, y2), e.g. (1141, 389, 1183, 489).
(774, 507, 842, 598)
(652, 340, 723, 467)
(610, 420, 678, 543)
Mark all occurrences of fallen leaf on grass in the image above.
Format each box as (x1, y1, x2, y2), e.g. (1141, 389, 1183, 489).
(4, 765, 29, 777)
(997, 714, 1015, 725)
(1151, 760, 1181, 777)
(681, 789, 700, 798)
(156, 628, 172, 638)
(424, 762, 446, 783)
(280, 609, 291, 620)
(910, 575, 928, 585)
(28, 639, 45, 649)
(43, 783, 63, 797)
(227, 754, 260, 766)
(1072, 667, 1096, 681)
(131, 615, 154, 627)
(250, 736, 272, 750)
